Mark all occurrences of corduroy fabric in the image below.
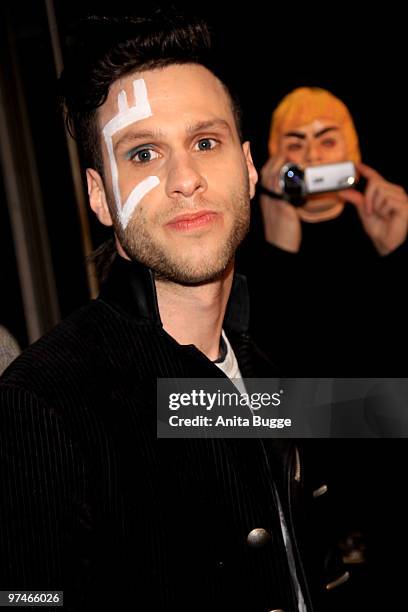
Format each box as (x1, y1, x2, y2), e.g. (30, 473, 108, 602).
(0, 257, 328, 611)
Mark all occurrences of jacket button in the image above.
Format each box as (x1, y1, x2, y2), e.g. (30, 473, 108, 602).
(325, 570, 350, 591)
(313, 484, 328, 498)
(246, 527, 272, 548)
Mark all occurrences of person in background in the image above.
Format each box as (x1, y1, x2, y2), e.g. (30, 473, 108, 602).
(241, 87, 408, 375)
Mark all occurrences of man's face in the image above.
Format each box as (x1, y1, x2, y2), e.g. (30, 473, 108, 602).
(88, 63, 257, 284)
(280, 118, 348, 167)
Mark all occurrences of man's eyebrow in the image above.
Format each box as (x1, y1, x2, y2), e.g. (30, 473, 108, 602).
(113, 119, 232, 152)
(283, 126, 339, 139)
(185, 119, 232, 134)
(314, 126, 338, 138)
(283, 131, 306, 139)
(114, 129, 166, 152)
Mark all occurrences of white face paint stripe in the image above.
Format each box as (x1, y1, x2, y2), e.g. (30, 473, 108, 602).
(103, 79, 153, 138)
(102, 78, 160, 230)
(120, 176, 160, 229)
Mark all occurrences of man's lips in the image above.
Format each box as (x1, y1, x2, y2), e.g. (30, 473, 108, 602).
(165, 210, 219, 231)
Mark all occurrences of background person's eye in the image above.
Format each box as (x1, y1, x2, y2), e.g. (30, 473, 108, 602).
(196, 138, 216, 151)
(286, 142, 303, 152)
(321, 138, 336, 148)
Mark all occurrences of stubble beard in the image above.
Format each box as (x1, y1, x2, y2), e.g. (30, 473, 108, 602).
(108, 181, 251, 285)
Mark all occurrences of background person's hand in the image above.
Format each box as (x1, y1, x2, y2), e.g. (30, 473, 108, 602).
(339, 162, 408, 255)
(259, 155, 302, 253)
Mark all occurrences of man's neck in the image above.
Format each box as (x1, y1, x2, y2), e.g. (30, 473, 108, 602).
(155, 263, 234, 361)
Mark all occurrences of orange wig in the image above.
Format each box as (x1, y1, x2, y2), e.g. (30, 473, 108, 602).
(268, 87, 361, 163)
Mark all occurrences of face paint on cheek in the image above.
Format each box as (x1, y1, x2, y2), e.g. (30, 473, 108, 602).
(102, 79, 160, 230)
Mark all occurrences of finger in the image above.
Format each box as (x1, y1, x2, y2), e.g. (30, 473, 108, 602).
(374, 193, 408, 218)
(338, 188, 365, 207)
(263, 155, 288, 192)
(372, 191, 391, 218)
(371, 184, 385, 214)
(272, 154, 291, 173)
(364, 179, 382, 215)
(370, 183, 407, 215)
(261, 155, 284, 178)
(375, 199, 399, 218)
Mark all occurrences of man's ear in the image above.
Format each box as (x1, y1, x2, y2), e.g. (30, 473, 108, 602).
(242, 141, 258, 199)
(86, 168, 113, 227)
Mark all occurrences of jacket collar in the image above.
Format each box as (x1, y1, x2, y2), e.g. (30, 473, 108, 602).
(98, 255, 250, 334)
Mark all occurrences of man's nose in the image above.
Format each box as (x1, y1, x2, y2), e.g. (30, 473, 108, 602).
(304, 142, 323, 166)
(165, 152, 207, 199)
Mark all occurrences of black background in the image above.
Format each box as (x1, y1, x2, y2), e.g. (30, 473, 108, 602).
(1, 2, 407, 608)
(2, 1, 407, 345)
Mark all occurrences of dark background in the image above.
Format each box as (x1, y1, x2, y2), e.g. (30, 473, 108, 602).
(0, 2, 406, 608)
(1, 0, 406, 348)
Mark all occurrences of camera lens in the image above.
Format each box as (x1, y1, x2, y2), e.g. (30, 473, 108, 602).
(279, 164, 306, 206)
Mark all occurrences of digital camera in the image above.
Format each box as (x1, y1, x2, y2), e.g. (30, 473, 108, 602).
(279, 161, 356, 206)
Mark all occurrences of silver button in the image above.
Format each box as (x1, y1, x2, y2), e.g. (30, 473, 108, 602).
(246, 527, 272, 548)
(325, 570, 350, 590)
(313, 484, 328, 498)
(268, 609, 285, 611)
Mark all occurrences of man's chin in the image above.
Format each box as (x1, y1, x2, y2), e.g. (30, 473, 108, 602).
(154, 258, 233, 286)
(299, 194, 344, 222)
(115, 235, 233, 283)
(304, 193, 340, 210)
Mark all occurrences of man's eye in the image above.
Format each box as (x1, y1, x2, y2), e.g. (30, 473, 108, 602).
(321, 139, 336, 148)
(195, 138, 217, 151)
(129, 148, 159, 163)
(286, 142, 303, 152)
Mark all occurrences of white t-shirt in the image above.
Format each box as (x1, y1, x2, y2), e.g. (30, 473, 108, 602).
(213, 329, 246, 394)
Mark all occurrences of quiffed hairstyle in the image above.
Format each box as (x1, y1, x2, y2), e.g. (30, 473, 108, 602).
(58, 9, 243, 176)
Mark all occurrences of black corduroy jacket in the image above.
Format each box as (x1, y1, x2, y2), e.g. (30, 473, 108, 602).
(0, 256, 344, 611)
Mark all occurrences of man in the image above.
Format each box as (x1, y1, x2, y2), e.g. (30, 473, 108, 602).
(241, 87, 408, 375)
(0, 14, 347, 611)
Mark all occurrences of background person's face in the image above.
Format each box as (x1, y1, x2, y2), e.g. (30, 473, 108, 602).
(97, 64, 257, 284)
(280, 118, 348, 168)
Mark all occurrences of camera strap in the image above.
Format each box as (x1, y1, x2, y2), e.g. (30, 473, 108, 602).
(258, 184, 284, 200)
(258, 184, 305, 207)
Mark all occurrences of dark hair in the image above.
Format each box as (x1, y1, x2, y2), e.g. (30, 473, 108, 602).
(58, 9, 243, 176)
